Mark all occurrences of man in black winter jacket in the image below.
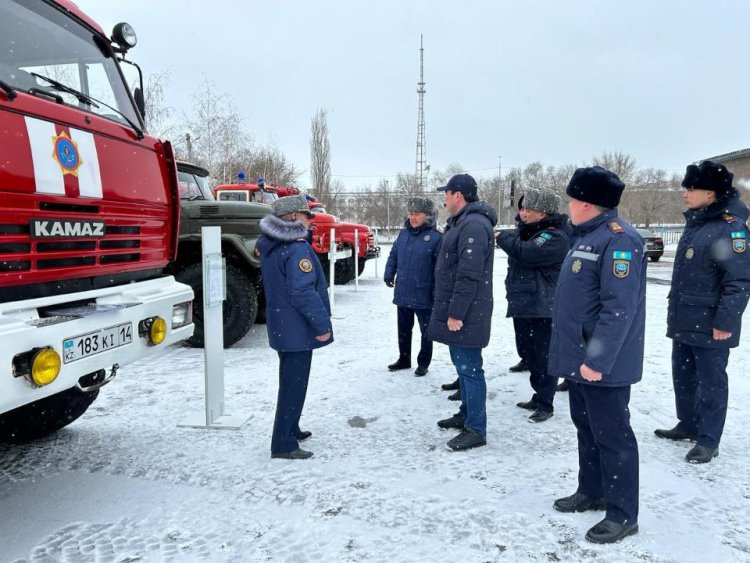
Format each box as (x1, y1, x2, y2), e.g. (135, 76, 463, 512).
(655, 161, 750, 464)
(496, 186, 571, 423)
(430, 174, 497, 452)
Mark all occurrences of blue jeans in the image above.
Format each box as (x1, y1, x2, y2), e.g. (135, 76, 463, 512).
(449, 345, 487, 437)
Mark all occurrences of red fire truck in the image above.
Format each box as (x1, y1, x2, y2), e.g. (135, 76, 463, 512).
(0, 1, 194, 442)
(214, 182, 379, 284)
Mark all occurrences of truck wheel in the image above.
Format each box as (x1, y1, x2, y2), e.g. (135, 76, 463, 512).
(177, 263, 258, 348)
(334, 251, 356, 285)
(318, 255, 331, 287)
(650, 254, 661, 262)
(357, 257, 366, 277)
(0, 387, 99, 443)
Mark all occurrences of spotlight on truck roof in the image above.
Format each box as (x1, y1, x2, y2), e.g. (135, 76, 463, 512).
(112, 22, 137, 51)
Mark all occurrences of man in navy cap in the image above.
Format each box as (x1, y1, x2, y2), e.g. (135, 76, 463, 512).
(655, 161, 750, 464)
(257, 195, 333, 460)
(431, 174, 497, 451)
(549, 166, 645, 543)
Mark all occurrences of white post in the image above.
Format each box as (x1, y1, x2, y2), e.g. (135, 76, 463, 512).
(328, 227, 335, 313)
(373, 229, 379, 279)
(179, 226, 249, 430)
(354, 228, 359, 291)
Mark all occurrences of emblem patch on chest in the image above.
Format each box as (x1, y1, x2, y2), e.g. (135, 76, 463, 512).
(572, 259, 582, 273)
(299, 258, 313, 272)
(686, 247, 695, 260)
(424, 235, 431, 241)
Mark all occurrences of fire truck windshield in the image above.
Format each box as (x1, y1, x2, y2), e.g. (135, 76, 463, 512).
(0, 0, 142, 128)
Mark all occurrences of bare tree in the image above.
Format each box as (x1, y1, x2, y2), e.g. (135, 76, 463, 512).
(592, 151, 637, 184)
(142, 69, 175, 139)
(310, 108, 332, 207)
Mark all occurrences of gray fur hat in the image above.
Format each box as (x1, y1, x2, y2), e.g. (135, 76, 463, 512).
(271, 195, 314, 218)
(407, 197, 436, 214)
(519, 187, 560, 214)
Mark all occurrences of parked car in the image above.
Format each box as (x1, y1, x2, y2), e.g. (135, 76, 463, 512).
(636, 228, 665, 262)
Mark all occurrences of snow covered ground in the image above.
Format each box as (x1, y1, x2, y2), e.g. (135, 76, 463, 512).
(2, 246, 750, 562)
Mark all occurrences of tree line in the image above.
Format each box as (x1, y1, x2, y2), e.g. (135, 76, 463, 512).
(145, 73, 733, 230)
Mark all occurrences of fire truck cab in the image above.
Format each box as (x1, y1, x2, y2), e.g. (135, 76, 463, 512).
(0, 0, 194, 442)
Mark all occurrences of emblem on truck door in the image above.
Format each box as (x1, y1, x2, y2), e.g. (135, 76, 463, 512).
(30, 219, 106, 238)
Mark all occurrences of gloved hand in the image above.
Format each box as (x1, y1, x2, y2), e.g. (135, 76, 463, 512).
(385, 278, 395, 288)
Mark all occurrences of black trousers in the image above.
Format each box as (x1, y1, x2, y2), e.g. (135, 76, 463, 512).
(513, 317, 556, 412)
(397, 306, 433, 368)
(569, 382, 639, 524)
(271, 350, 312, 454)
(672, 341, 730, 449)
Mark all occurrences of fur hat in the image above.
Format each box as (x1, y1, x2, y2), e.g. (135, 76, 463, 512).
(407, 197, 436, 214)
(681, 160, 733, 196)
(518, 187, 560, 214)
(437, 174, 477, 196)
(566, 166, 625, 209)
(271, 195, 313, 218)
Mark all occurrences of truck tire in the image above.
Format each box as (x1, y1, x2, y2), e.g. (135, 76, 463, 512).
(357, 257, 366, 277)
(177, 262, 258, 348)
(650, 254, 661, 262)
(0, 387, 99, 443)
(334, 250, 356, 285)
(318, 255, 331, 287)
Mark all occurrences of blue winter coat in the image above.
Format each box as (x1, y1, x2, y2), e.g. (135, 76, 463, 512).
(428, 201, 497, 348)
(496, 212, 571, 318)
(384, 215, 443, 310)
(548, 209, 646, 386)
(257, 215, 333, 352)
(667, 189, 750, 349)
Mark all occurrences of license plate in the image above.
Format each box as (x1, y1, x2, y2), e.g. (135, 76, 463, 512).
(335, 248, 353, 259)
(63, 322, 133, 364)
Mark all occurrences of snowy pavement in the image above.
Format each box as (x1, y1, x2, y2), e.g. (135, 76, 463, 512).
(2, 245, 750, 562)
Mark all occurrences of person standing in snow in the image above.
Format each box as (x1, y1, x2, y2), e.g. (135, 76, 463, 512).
(257, 195, 333, 460)
(384, 197, 443, 377)
(495, 186, 571, 423)
(655, 161, 750, 464)
(430, 174, 497, 452)
(548, 166, 645, 544)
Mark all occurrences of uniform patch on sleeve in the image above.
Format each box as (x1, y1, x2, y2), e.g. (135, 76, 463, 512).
(608, 221, 624, 233)
(731, 231, 746, 253)
(533, 236, 547, 246)
(612, 251, 631, 278)
(298, 258, 313, 272)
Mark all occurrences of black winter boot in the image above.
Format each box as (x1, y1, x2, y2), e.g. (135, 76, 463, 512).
(441, 378, 460, 391)
(388, 358, 411, 371)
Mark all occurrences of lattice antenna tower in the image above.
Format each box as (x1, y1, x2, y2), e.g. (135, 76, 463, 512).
(415, 34, 427, 193)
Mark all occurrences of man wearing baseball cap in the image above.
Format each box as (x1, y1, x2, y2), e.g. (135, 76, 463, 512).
(431, 174, 497, 452)
(549, 166, 645, 543)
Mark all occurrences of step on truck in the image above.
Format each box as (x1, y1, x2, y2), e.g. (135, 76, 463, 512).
(0, 0, 194, 442)
(172, 162, 270, 348)
(214, 181, 380, 284)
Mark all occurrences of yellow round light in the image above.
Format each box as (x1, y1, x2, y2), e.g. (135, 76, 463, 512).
(149, 317, 167, 345)
(31, 348, 61, 387)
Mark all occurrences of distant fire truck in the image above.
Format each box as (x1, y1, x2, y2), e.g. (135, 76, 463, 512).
(214, 181, 379, 284)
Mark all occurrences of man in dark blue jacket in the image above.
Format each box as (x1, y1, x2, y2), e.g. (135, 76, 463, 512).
(431, 174, 497, 452)
(655, 161, 750, 464)
(257, 195, 333, 460)
(549, 166, 645, 544)
(384, 197, 443, 376)
(496, 186, 571, 423)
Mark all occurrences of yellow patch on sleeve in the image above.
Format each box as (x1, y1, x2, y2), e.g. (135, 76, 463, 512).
(299, 258, 313, 273)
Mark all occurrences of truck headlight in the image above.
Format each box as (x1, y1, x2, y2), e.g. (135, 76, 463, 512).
(172, 302, 192, 328)
(31, 348, 61, 387)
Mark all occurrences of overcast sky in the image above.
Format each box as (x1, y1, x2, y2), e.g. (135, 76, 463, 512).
(75, 0, 750, 189)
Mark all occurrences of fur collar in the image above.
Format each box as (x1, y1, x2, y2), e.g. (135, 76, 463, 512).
(259, 215, 308, 242)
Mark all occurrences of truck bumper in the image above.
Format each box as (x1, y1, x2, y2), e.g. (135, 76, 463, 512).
(0, 276, 194, 415)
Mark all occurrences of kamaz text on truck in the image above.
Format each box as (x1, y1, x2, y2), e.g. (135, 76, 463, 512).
(0, 0, 194, 442)
(214, 182, 380, 285)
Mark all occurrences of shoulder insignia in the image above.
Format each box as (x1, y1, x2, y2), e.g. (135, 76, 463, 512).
(612, 250, 631, 278)
(298, 258, 313, 273)
(540, 232, 553, 240)
(533, 236, 547, 246)
(608, 221, 624, 233)
(731, 232, 746, 253)
(722, 214, 737, 223)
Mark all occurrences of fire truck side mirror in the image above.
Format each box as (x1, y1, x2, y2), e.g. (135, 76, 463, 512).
(133, 87, 145, 120)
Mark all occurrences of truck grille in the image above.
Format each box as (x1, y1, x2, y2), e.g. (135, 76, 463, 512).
(0, 198, 168, 286)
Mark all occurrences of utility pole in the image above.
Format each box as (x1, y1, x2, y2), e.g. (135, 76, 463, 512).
(186, 133, 193, 162)
(415, 35, 427, 193)
(497, 155, 502, 214)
